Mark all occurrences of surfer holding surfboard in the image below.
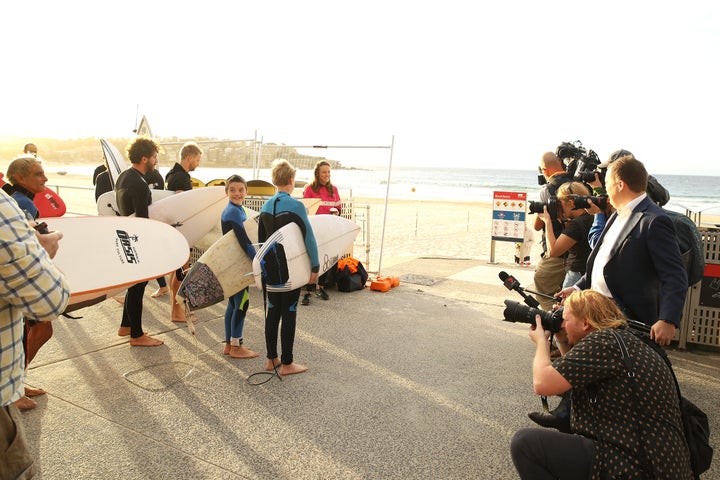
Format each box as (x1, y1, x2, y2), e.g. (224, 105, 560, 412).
(258, 160, 319, 376)
(220, 175, 259, 359)
(114, 137, 165, 347)
(165, 141, 203, 323)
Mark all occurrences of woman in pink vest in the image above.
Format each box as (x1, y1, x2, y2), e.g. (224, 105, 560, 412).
(301, 161, 342, 305)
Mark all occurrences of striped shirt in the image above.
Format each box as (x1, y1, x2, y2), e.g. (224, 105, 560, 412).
(1, 190, 70, 406)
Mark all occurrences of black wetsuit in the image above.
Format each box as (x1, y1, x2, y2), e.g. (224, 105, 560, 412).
(165, 163, 192, 192)
(115, 167, 151, 338)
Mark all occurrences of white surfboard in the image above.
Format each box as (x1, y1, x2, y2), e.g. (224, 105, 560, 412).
(96, 189, 175, 216)
(147, 186, 228, 247)
(100, 139, 128, 189)
(252, 215, 360, 292)
(190, 198, 319, 252)
(177, 210, 260, 310)
(64, 286, 126, 314)
(43, 216, 189, 299)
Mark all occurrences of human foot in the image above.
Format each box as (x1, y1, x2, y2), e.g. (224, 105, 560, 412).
(223, 343, 231, 355)
(129, 334, 164, 347)
(25, 387, 46, 397)
(171, 305, 196, 323)
(229, 345, 259, 359)
(279, 363, 308, 376)
(265, 358, 282, 371)
(14, 396, 37, 411)
(151, 286, 169, 298)
(118, 326, 131, 337)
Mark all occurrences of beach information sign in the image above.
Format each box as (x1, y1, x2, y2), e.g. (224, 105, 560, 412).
(491, 191, 527, 243)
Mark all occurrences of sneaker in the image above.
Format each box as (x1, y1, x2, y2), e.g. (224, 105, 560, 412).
(316, 288, 329, 301)
(301, 293, 311, 306)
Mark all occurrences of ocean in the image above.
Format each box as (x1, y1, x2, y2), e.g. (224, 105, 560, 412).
(50, 164, 720, 214)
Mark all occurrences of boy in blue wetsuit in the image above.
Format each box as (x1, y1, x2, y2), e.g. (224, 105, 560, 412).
(221, 175, 259, 358)
(258, 160, 319, 376)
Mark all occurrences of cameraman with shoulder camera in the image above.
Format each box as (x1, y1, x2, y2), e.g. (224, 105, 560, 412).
(558, 155, 687, 346)
(510, 289, 692, 480)
(532, 152, 573, 310)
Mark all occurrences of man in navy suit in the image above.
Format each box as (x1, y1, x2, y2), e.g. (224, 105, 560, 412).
(559, 155, 687, 346)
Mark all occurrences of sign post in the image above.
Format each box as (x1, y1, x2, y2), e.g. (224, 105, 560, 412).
(490, 191, 527, 263)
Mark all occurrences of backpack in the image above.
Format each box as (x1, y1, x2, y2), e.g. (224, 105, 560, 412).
(663, 209, 705, 286)
(335, 258, 369, 292)
(622, 327, 713, 478)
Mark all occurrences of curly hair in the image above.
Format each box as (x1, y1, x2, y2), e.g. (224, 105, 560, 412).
(564, 290, 627, 330)
(126, 137, 159, 164)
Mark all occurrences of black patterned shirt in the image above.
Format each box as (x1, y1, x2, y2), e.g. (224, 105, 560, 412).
(554, 328, 692, 479)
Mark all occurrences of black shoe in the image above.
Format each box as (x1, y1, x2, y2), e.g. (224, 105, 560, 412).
(528, 393, 572, 433)
(316, 288, 329, 301)
(301, 294, 311, 306)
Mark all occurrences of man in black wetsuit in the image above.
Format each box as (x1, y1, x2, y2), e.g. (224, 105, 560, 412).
(165, 141, 203, 323)
(114, 137, 164, 347)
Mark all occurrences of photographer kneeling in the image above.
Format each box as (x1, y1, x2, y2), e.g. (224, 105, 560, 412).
(510, 290, 692, 480)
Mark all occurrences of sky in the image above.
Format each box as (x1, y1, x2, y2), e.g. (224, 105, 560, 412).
(2, 1, 719, 175)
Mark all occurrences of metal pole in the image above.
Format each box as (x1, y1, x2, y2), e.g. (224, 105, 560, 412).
(376, 135, 395, 277)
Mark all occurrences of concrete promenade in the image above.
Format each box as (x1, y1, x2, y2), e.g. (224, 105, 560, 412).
(21, 258, 720, 479)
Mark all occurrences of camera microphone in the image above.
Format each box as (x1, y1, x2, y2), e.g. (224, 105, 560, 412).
(499, 271, 521, 292)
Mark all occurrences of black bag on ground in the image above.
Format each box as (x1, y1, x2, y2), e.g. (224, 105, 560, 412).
(680, 396, 713, 479)
(336, 261, 368, 292)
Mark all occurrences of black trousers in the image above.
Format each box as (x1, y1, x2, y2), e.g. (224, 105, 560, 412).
(265, 289, 301, 365)
(510, 428, 595, 479)
(120, 281, 148, 338)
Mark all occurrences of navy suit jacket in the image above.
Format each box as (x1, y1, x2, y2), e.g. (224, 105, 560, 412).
(576, 196, 688, 327)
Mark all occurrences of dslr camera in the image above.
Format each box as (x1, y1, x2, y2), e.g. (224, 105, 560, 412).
(527, 197, 559, 218)
(569, 194, 608, 210)
(502, 300, 564, 333)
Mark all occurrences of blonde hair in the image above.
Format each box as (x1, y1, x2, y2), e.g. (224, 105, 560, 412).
(564, 290, 627, 330)
(556, 181, 590, 200)
(179, 141, 203, 160)
(271, 159, 296, 187)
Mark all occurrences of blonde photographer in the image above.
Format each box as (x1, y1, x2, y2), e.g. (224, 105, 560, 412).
(510, 290, 692, 479)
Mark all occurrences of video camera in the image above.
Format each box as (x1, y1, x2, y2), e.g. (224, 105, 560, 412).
(555, 141, 603, 184)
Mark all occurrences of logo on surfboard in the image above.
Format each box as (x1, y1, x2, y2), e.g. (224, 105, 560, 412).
(115, 230, 140, 264)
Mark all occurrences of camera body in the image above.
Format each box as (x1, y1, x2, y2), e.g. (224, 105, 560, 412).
(502, 300, 564, 333)
(528, 197, 559, 218)
(570, 195, 608, 210)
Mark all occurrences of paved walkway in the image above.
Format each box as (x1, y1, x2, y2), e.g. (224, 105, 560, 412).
(22, 258, 719, 479)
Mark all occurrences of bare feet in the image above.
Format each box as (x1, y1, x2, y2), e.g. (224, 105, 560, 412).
(229, 345, 259, 359)
(171, 305, 196, 323)
(118, 326, 131, 337)
(223, 343, 231, 355)
(279, 363, 308, 376)
(129, 334, 164, 347)
(25, 387, 46, 397)
(265, 358, 281, 371)
(14, 396, 37, 411)
(151, 286, 169, 298)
